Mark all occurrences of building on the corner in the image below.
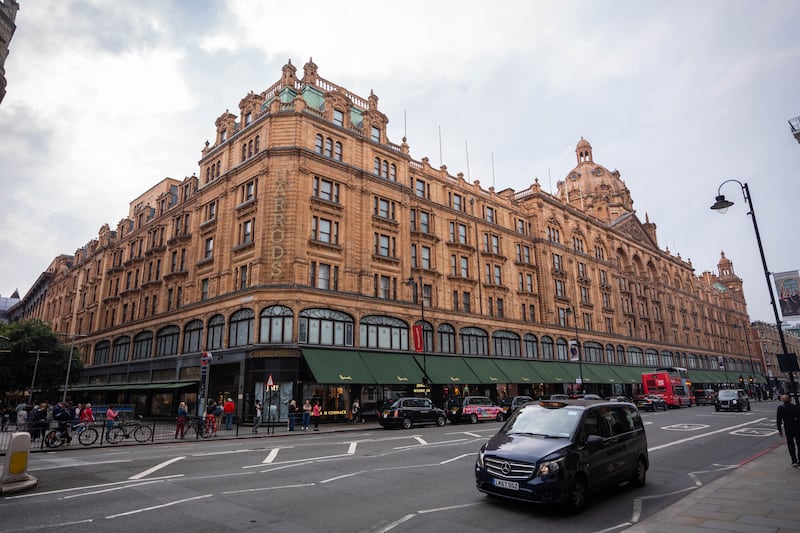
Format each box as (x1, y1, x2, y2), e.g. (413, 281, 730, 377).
(9, 59, 768, 418)
(0, 0, 18, 105)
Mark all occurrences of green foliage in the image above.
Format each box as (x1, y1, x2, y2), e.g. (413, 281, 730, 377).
(0, 320, 84, 403)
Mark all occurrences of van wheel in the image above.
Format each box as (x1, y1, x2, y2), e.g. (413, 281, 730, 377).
(496, 412, 505, 422)
(469, 413, 479, 424)
(402, 418, 412, 430)
(435, 416, 446, 427)
(630, 456, 647, 487)
(563, 475, 587, 514)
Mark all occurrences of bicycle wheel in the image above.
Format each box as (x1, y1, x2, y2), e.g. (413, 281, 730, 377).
(78, 427, 99, 446)
(106, 426, 125, 444)
(133, 424, 153, 443)
(44, 429, 63, 449)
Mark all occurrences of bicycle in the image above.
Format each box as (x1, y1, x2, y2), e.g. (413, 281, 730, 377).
(186, 416, 210, 439)
(105, 415, 153, 444)
(44, 421, 99, 448)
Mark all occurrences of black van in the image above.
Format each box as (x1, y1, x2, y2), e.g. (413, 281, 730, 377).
(475, 399, 649, 513)
(693, 388, 716, 406)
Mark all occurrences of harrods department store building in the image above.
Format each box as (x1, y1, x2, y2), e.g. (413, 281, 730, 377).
(10, 59, 774, 418)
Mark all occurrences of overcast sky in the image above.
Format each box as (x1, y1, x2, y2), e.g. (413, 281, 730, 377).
(1, 0, 798, 325)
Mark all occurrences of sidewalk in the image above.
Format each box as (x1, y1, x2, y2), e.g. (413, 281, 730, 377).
(624, 443, 800, 533)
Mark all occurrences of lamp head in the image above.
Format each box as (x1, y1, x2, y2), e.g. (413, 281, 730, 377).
(711, 194, 734, 213)
(405, 277, 415, 287)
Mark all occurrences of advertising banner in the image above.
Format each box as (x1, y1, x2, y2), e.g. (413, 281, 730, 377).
(774, 271, 800, 319)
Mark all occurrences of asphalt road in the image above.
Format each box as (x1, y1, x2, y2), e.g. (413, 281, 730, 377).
(1, 400, 782, 533)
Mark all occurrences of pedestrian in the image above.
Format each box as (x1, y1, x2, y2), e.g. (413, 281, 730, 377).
(105, 405, 119, 437)
(776, 393, 800, 467)
(175, 401, 188, 439)
(287, 399, 297, 431)
(302, 399, 312, 430)
(351, 398, 361, 424)
(312, 400, 321, 431)
(16, 406, 27, 433)
(1, 406, 9, 431)
(205, 400, 218, 436)
(79, 403, 95, 430)
(252, 400, 262, 433)
(223, 397, 235, 430)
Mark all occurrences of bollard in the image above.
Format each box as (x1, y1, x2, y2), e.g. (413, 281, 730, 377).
(0, 432, 38, 494)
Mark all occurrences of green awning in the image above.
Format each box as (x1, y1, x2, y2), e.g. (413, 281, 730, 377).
(414, 354, 480, 385)
(302, 348, 376, 384)
(581, 364, 624, 384)
(493, 359, 545, 384)
(611, 366, 649, 384)
(358, 350, 424, 385)
(530, 361, 576, 383)
(463, 357, 511, 384)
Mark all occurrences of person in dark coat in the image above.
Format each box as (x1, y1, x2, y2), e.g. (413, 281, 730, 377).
(776, 394, 800, 467)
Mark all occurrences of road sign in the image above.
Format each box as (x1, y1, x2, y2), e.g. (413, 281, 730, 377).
(200, 351, 212, 366)
(266, 374, 274, 387)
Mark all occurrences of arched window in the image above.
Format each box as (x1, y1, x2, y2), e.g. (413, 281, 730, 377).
(617, 345, 626, 364)
(359, 315, 408, 350)
(334, 141, 342, 161)
(606, 344, 615, 363)
(437, 323, 455, 354)
(660, 350, 674, 367)
(584, 342, 603, 363)
(315, 134, 323, 154)
(133, 331, 153, 360)
(373, 157, 380, 175)
(541, 336, 554, 360)
(183, 319, 204, 354)
(645, 349, 659, 367)
(93, 340, 110, 365)
(556, 338, 569, 361)
(207, 314, 224, 350)
(410, 319, 433, 352)
(493, 330, 520, 356)
(627, 347, 644, 366)
(390, 163, 397, 181)
(687, 353, 698, 369)
(229, 308, 255, 347)
(381, 160, 389, 178)
(260, 305, 293, 344)
(112, 336, 130, 363)
(460, 327, 488, 355)
(156, 325, 180, 357)
(523, 333, 538, 359)
(324, 137, 333, 157)
(299, 308, 354, 346)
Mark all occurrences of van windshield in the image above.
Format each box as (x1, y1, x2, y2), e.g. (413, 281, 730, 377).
(505, 405, 580, 438)
(717, 390, 739, 399)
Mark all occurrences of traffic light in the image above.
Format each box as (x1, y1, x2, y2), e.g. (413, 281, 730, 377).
(738, 375, 744, 385)
(748, 376, 753, 384)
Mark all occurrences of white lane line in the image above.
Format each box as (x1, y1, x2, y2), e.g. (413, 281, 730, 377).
(348, 441, 358, 454)
(27, 459, 132, 471)
(375, 463, 440, 472)
(263, 448, 280, 464)
(376, 503, 481, 532)
(4, 475, 184, 499)
(243, 452, 353, 469)
(105, 494, 213, 519)
(192, 449, 255, 457)
(648, 418, 766, 452)
(3, 519, 94, 532)
(413, 436, 427, 445)
(63, 480, 164, 499)
(462, 432, 481, 438)
(320, 471, 365, 484)
(440, 453, 474, 464)
(129, 456, 185, 480)
(261, 461, 313, 473)
(223, 483, 314, 495)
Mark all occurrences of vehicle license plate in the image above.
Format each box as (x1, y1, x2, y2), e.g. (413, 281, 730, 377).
(493, 478, 519, 490)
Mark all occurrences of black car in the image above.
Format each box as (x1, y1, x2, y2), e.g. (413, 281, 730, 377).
(635, 395, 668, 411)
(714, 389, 751, 412)
(379, 397, 447, 429)
(500, 395, 534, 415)
(475, 399, 649, 513)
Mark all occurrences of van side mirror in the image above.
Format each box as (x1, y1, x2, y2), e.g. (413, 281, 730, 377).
(585, 434, 605, 449)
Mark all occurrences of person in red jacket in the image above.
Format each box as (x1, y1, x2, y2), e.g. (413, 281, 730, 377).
(223, 398, 235, 430)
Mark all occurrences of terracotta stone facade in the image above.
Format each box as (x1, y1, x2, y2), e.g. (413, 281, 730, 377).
(11, 59, 774, 415)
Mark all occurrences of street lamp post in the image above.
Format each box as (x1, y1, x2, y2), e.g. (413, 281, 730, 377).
(60, 333, 88, 404)
(711, 180, 799, 405)
(27, 350, 48, 405)
(406, 275, 429, 395)
(719, 359, 729, 388)
(565, 306, 584, 395)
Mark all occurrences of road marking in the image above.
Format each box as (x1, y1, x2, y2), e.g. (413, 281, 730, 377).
(243, 451, 355, 469)
(260, 461, 313, 473)
(192, 449, 256, 457)
(263, 448, 280, 464)
(63, 479, 164, 499)
(348, 441, 358, 454)
(3, 519, 94, 532)
(440, 453, 474, 464)
(25, 459, 133, 471)
(730, 427, 778, 437)
(222, 483, 314, 495)
(648, 418, 766, 452)
(376, 503, 481, 532)
(320, 471, 366, 484)
(105, 494, 213, 519)
(129, 456, 185, 480)
(461, 432, 482, 438)
(661, 423, 709, 431)
(413, 436, 427, 445)
(4, 475, 184, 499)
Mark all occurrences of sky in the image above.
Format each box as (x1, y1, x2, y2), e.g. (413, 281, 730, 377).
(0, 0, 798, 325)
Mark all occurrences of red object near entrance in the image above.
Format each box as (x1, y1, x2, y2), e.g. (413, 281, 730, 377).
(412, 325, 424, 352)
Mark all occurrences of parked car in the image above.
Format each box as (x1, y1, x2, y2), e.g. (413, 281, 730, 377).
(635, 395, 668, 412)
(549, 394, 570, 400)
(606, 396, 634, 403)
(447, 396, 505, 424)
(500, 395, 534, 415)
(714, 389, 751, 412)
(693, 389, 716, 406)
(379, 397, 447, 429)
(571, 393, 604, 400)
(475, 399, 649, 513)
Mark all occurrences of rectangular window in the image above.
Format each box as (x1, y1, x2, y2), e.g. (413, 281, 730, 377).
(526, 273, 533, 292)
(493, 264, 502, 285)
(242, 219, 253, 244)
(580, 286, 590, 304)
(374, 233, 394, 257)
(333, 109, 344, 127)
(421, 246, 431, 269)
(516, 219, 526, 235)
(578, 262, 586, 278)
(206, 200, 217, 221)
(600, 269, 607, 285)
(452, 193, 463, 212)
(204, 237, 213, 258)
(313, 176, 339, 203)
(555, 279, 565, 297)
(553, 253, 562, 270)
(462, 292, 471, 313)
(312, 216, 338, 244)
(415, 179, 426, 198)
(374, 197, 395, 219)
(460, 256, 469, 278)
(239, 265, 248, 290)
(371, 126, 380, 142)
(453, 290, 459, 310)
(201, 279, 209, 300)
(418, 211, 430, 233)
(485, 206, 495, 224)
(605, 317, 614, 333)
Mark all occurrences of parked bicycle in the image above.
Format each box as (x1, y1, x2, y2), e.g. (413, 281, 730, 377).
(105, 415, 154, 444)
(44, 422, 99, 448)
(186, 415, 210, 438)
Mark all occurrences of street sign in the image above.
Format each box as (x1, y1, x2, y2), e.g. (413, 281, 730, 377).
(266, 374, 274, 387)
(200, 351, 213, 366)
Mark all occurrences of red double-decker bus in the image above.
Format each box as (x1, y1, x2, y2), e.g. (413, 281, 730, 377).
(641, 367, 692, 408)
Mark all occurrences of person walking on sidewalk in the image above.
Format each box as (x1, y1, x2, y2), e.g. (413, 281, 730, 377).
(776, 393, 800, 467)
(312, 400, 322, 431)
(252, 400, 262, 433)
(175, 402, 188, 439)
(223, 397, 235, 430)
(287, 399, 297, 431)
(301, 400, 312, 430)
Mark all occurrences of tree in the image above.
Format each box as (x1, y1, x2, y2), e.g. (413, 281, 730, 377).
(0, 320, 83, 403)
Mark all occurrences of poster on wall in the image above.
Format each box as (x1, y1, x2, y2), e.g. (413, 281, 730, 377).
(774, 270, 800, 319)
